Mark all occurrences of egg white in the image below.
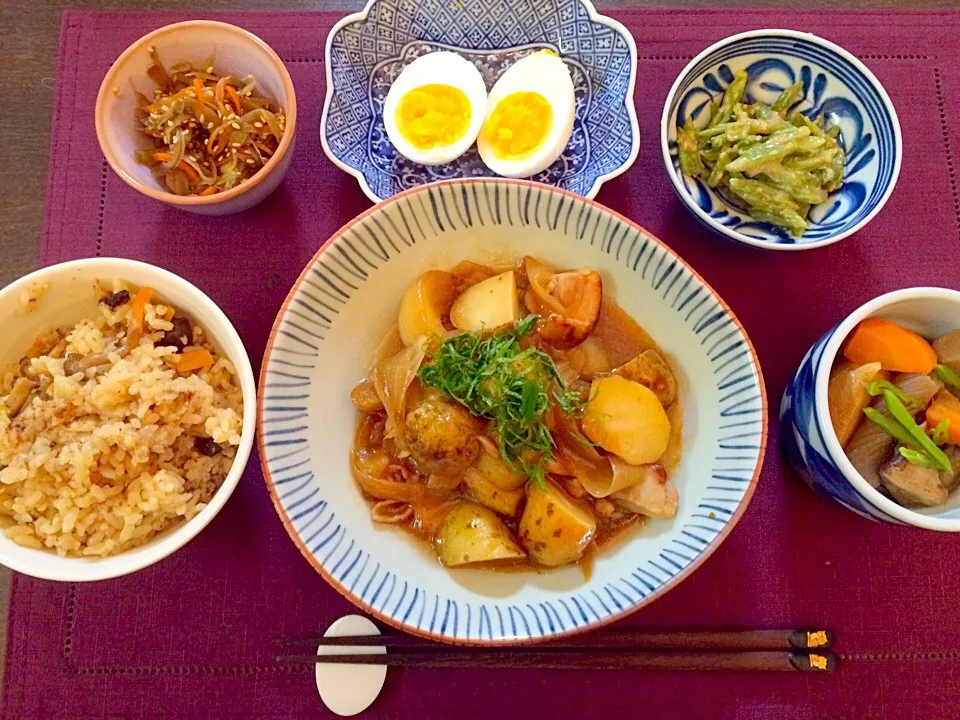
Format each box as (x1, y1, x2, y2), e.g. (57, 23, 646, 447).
(477, 51, 576, 178)
(383, 52, 487, 166)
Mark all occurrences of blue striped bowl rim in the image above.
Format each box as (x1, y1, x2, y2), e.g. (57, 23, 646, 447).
(257, 178, 768, 644)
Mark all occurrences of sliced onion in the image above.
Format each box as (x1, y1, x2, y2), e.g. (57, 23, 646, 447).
(371, 336, 426, 436)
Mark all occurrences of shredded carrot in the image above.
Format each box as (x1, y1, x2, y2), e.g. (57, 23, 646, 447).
(225, 85, 243, 115)
(843, 319, 938, 374)
(131, 286, 153, 332)
(254, 141, 274, 155)
(926, 390, 960, 444)
(150, 151, 173, 163)
(174, 349, 215, 373)
(178, 160, 201, 183)
(199, 186, 218, 196)
(193, 78, 206, 107)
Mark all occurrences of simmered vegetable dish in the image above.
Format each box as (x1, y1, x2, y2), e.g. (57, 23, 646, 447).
(351, 257, 683, 572)
(829, 320, 960, 508)
(134, 47, 286, 196)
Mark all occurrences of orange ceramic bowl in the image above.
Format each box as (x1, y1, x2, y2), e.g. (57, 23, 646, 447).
(95, 21, 297, 215)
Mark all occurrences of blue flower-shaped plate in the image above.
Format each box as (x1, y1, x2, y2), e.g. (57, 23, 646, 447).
(661, 29, 902, 251)
(321, 0, 640, 202)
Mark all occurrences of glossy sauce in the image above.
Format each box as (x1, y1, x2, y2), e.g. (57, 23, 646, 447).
(352, 262, 683, 574)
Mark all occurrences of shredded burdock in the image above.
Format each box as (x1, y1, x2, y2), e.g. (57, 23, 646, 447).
(134, 47, 286, 196)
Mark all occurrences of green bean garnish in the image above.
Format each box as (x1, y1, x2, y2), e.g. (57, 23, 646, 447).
(863, 407, 924, 452)
(883, 389, 952, 472)
(935, 364, 960, 393)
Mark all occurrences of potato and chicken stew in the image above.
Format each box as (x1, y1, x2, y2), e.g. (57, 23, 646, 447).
(350, 257, 682, 572)
(829, 319, 960, 508)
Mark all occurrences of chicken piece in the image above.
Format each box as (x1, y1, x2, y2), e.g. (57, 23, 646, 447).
(615, 349, 678, 407)
(402, 395, 482, 477)
(879, 452, 948, 507)
(351, 377, 385, 413)
(523, 258, 603, 350)
(938, 445, 960, 492)
(611, 464, 679, 518)
(933, 330, 960, 374)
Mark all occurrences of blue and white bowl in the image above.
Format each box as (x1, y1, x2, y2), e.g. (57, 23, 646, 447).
(661, 29, 902, 251)
(258, 179, 768, 644)
(320, 0, 639, 203)
(781, 287, 960, 531)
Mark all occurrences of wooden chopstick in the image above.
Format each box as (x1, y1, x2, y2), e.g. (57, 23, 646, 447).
(279, 628, 833, 652)
(278, 649, 837, 673)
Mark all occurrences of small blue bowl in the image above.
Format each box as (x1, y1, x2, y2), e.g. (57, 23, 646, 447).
(320, 0, 639, 203)
(661, 29, 902, 251)
(781, 287, 960, 531)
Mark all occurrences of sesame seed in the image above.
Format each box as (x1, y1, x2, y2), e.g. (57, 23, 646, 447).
(231, 142, 242, 147)
(206, 122, 214, 130)
(231, 122, 240, 130)
(166, 120, 174, 127)
(147, 45, 155, 53)
(161, 105, 169, 111)
(206, 66, 214, 73)
(253, 121, 263, 128)
(245, 158, 255, 164)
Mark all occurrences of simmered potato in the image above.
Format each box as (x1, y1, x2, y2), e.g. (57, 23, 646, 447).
(434, 501, 526, 567)
(403, 395, 482, 476)
(398, 270, 460, 346)
(611, 464, 678, 518)
(450, 271, 521, 333)
(615, 349, 678, 407)
(519, 480, 596, 567)
(473, 449, 527, 491)
(464, 465, 525, 517)
(583, 375, 671, 465)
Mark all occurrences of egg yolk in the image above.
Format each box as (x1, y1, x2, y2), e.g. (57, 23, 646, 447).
(395, 84, 472, 150)
(482, 92, 553, 159)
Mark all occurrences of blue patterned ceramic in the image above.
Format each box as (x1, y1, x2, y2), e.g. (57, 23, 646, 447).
(320, 0, 639, 203)
(781, 287, 960, 531)
(258, 179, 768, 644)
(661, 29, 902, 251)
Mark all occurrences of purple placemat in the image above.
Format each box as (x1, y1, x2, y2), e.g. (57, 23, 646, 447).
(5, 8, 960, 720)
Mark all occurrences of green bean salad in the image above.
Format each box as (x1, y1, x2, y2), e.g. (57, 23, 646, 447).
(677, 70, 846, 236)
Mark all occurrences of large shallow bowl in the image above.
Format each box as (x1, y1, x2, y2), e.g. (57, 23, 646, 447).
(781, 287, 960, 531)
(0, 258, 257, 581)
(259, 179, 767, 644)
(320, 0, 639, 203)
(661, 29, 902, 251)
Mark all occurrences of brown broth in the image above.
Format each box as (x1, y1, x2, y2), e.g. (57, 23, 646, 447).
(352, 260, 683, 574)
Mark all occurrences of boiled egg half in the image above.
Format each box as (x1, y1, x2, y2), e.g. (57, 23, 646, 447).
(383, 52, 487, 166)
(477, 50, 575, 178)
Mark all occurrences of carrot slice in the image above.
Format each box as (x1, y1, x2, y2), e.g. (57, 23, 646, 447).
(199, 186, 218, 196)
(131, 286, 154, 332)
(926, 390, 960, 444)
(174, 349, 215, 373)
(150, 151, 173, 163)
(177, 160, 201, 183)
(225, 85, 243, 115)
(193, 78, 206, 107)
(843, 319, 938, 374)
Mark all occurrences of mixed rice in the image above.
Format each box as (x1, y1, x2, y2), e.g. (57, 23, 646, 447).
(0, 280, 243, 557)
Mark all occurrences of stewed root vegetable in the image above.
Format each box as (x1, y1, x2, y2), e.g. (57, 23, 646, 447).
(829, 320, 960, 508)
(350, 256, 684, 575)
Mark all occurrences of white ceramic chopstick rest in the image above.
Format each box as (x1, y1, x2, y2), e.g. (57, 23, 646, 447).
(315, 615, 386, 716)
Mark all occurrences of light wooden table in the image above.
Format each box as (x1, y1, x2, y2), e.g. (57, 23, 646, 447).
(0, 0, 957, 697)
